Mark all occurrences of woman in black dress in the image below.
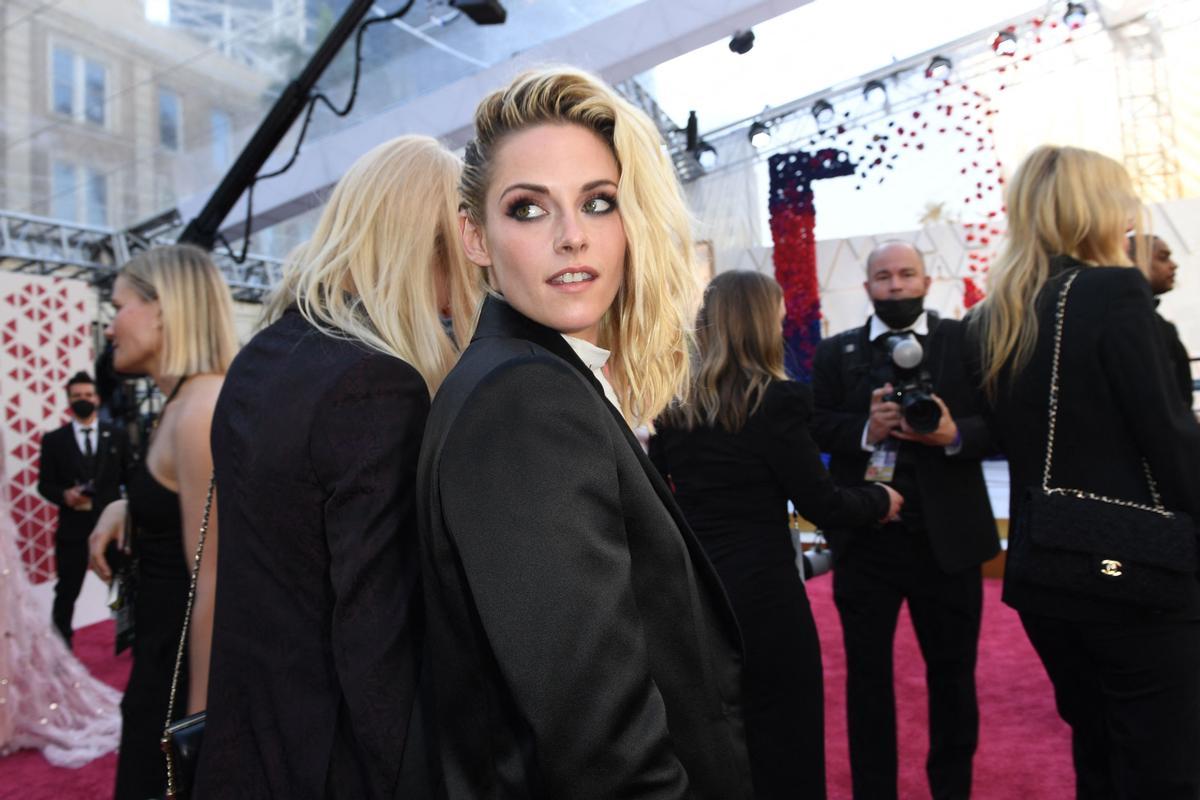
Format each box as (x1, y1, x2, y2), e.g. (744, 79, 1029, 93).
(88, 244, 237, 800)
(651, 270, 902, 800)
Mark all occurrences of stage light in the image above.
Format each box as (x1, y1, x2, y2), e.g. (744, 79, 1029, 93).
(449, 0, 507, 24)
(749, 121, 771, 148)
(992, 29, 1017, 56)
(696, 142, 718, 169)
(686, 110, 699, 153)
(1064, 1, 1087, 28)
(729, 29, 755, 54)
(863, 79, 887, 103)
(812, 100, 835, 125)
(925, 55, 952, 79)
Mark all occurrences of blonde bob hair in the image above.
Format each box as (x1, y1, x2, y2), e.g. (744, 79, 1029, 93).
(664, 270, 788, 433)
(119, 244, 237, 377)
(973, 145, 1142, 399)
(460, 66, 698, 425)
(265, 135, 480, 393)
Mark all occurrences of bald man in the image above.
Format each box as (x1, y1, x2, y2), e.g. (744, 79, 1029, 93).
(810, 241, 999, 800)
(1129, 234, 1193, 410)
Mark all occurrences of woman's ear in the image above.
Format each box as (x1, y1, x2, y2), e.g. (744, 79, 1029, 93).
(460, 212, 492, 269)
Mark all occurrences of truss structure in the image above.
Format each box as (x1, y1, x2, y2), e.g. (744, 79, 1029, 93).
(166, 0, 308, 78)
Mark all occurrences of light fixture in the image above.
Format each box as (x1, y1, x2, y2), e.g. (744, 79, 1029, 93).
(684, 110, 718, 168)
(695, 142, 718, 169)
(1064, 1, 1087, 28)
(686, 110, 699, 152)
(449, 0, 507, 24)
(925, 55, 952, 79)
(863, 79, 887, 103)
(812, 99, 835, 125)
(992, 29, 1017, 56)
(729, 29, 755, 54)
(748, 121, 771, 148)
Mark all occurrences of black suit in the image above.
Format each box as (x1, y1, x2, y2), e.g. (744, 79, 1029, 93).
(417, 296, 754, 799)
(1154, 306, 1194, 411)
(195, 309, 436, 799)
(983, 260, 1200, 798)
(811, 312, 998, 800)
(37, 419, 130, 645)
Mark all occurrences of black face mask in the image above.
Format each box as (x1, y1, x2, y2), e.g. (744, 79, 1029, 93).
(873, 297, 925, 331)
(70, 400, 96, 419)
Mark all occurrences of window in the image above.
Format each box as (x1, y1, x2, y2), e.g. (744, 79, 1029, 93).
(49, 161, 108, 225)
(159, 88, 181, 151)
(210, 109, 232, 169)
(48, 45, 107, 126)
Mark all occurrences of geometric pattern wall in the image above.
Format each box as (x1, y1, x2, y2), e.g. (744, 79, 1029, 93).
(0, 272, 97, 584)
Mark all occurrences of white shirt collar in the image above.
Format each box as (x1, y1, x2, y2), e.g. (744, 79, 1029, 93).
(868, 310, 929, 341)
(560, 334, 623, 416)
(71, 418, 97, 434)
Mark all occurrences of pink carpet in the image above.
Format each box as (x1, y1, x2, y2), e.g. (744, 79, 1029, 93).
(0, 579, 1072, 799)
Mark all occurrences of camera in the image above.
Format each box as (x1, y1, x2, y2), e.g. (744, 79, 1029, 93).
(881, 333, 942, 434)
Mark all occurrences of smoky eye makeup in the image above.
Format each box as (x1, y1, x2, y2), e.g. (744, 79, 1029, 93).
(504, 196, 548, 221)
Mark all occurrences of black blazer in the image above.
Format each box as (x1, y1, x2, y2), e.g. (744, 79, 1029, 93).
(982, 259, 1200, 620)
(196, 309, 435, 799)
(810, 313, 999, 573)
(37, 420, 130, 540)
(417, 296, 754, 800)
(1155, 308, 1194, 411)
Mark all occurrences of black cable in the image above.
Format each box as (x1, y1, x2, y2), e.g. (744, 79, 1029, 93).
(224, 0, 416, 264)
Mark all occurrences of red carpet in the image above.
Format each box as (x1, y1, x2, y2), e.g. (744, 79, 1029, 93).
(0, 579, 1071, 799)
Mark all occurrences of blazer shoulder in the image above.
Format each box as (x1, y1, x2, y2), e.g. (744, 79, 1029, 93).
(761, 379, 813, 416)
(1071, 264, 1151, 300)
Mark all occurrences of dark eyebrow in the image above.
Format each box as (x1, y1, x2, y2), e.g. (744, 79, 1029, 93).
(498, 179, 617, 201)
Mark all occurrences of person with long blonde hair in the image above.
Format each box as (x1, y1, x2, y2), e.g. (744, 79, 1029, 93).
(193, 135, 480, 799)
(416, 67, 754, 798)
(972, 144, 1200, 797)
(86, 243, 236, 800)
(652, 270, 900, 799)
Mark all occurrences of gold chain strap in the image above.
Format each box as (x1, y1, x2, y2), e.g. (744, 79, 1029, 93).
(1042, 270, 1174, 519)
(162, 473, 216, 795)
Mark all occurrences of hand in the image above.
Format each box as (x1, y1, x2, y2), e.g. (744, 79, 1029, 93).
(879, 485, 904, 522)
(63, 485, 87, 510)
(88, 500, 128, 583)
(892, 394, 958, 447)
(867, 383, 902, 444)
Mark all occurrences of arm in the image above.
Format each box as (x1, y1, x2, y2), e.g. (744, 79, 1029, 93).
(37, 431, 72, 507)
(440, 359, 688, 798)
(761, 382, 894, 528)
(173, 376, 222, 715)
(810, 336, 874, 455)
(310, 355, 431, 797)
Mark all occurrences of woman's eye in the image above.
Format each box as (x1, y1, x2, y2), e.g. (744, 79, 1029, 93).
(583, 195, 616, 214)
(509, 202, 547, 221)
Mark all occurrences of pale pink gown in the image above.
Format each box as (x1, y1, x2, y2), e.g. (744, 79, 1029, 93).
(0, 455, 121, 767)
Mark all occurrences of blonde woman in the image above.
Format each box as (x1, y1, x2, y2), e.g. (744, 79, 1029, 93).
(651, 270, 901, 800)
(417, 67, 754, 798)
(972, 145, 1200, 797)
(193, 135, 480, 799)
(86, 244, 236, 800)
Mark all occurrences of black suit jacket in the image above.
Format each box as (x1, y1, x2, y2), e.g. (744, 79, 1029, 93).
(810, 313, 999, 573)
(196, 309, 435, 799)
(417, 296, 754, 800)
(983, 260, 1200, 620)
(37, 420, 130, 541)
(1155, 308, 1194, 411)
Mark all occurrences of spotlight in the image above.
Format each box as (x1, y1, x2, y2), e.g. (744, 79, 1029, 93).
(696, 142, 718, 169)
(449, 0, 507, 24)
(925, 55, 952, 79)
(729, 29, 755, 54)
(686, 110, 699, 152)
(1064, 1, 1087, 28)
(992, 29, 1017, 56)
(812, 99, 835, 125)
(748, 121, 771, 148)
(863, 79, 887, 103)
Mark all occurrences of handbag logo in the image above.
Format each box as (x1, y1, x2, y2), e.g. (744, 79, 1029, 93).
(1100, 559, 1123, 577)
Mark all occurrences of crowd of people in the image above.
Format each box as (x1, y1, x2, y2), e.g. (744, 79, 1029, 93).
(0, 64, 1197, 800)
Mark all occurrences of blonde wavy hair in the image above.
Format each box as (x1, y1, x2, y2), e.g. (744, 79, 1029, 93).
(265, 135, 480, 393)
(120, 244, 237, 377)
(973, 145, 1142, 399)
(460, 66, 698, 425)
(663, 270, 788, 433)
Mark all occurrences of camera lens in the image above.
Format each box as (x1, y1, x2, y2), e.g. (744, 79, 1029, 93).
(902, 393, 942, 434)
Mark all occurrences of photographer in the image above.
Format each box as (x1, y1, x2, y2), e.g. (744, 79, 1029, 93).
(811, 241, 998, 800)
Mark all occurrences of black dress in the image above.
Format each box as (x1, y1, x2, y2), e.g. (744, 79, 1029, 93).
(651, 380, 889, 800)
(114, 464, 189, 800)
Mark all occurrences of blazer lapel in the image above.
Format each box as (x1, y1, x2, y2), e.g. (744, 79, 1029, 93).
(94, 423, 112, 478)
(472, 296, 745, 645)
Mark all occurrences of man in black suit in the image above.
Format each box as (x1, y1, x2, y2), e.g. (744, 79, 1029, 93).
(37, 371, 130, 647)
(811, 242, 999, 800)
(1129, 234, 1193, 410)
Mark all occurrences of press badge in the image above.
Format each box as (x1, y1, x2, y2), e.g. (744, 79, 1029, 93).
(864, 441, 898, 483)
